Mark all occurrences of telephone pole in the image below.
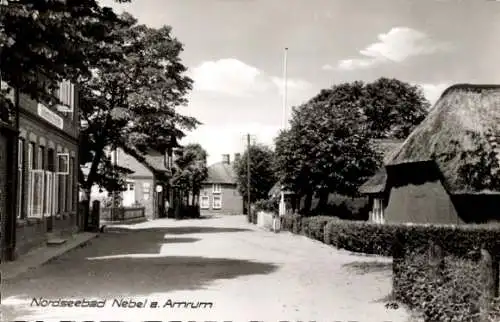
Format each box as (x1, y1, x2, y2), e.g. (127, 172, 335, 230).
(246, 133, 251, 220)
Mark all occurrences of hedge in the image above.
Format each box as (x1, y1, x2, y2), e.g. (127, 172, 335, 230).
(397, 251, 483, 321)
(301, 216, 340, 241)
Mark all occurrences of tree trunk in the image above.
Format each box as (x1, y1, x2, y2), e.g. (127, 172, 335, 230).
(292, 195, 298, 213)
(303, 191, 313, 215)
(174, 190, 181, 219)
(191, 188, 196, 206)
(318, 189, 329, 212)
(81, 187, 91, 231)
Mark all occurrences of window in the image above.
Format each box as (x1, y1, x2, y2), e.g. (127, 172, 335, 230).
(143, 182, 151, 201)
(37, 146, 44, 170)
(212, 184, 221, 194)
(55, 80, 75, 117)
(68, 156, 74, 211)
(200, 196, 210, 209)
(373, 198, 384, 224)
(47, 149, 55, 172)
(212, 195, 222, 209)
(28, 142, 34, 170)
(128, 183, 135, 191)
(70, 157, 76, 211)
(58, 154, 66, 213)
(17, 139, 24, 218)
(65, 154, 73, 212)
(27, 142, 44, 217)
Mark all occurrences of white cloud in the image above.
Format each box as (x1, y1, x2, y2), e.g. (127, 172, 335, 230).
(321, 64, 335, 71)
(270, 76, 313, 94)
(335, 27, 451, 71)
(419, 82, 450, 105)
(181, 122, 281, 166)
(189, 58, 312, 99)
(189, 58, 269, 96)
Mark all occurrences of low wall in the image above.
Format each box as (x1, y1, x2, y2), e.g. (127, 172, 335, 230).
(256, 211, 275, 230)
(101, 206, 145, 222)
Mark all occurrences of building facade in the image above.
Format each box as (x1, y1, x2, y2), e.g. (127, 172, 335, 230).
(89, 147, 175, 220)
(199, 154, 243, 216)
(2, 80, 80, 261)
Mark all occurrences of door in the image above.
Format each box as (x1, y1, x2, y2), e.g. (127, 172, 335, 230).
(122, 182, 135, 207)
(29, 169, 45, 218)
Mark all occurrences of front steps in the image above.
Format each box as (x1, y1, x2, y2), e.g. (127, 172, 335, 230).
(46, 232, 68, 246)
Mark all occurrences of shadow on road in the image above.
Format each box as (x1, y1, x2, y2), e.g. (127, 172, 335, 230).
(3, 256, 278, 299)
(342, 261, 392, 275)
(3, 226, 278, 299)
(106, 226, 251, 235)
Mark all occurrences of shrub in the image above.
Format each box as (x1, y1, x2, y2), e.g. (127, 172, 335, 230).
(322, 220, 398, 256)
(396, 250, 482, 322)
(301, 216, 339, 241)
(176, 205, 200, 219)
(310, 193, 370, 220)
(281, 214, 302, 234)
(253, 198, 278, 214)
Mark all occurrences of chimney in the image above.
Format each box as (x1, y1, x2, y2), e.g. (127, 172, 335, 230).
(222, 154, 230, 164)
(234, 153, 241, 163)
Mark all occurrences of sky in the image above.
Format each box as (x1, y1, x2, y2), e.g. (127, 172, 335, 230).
(100, 0, 500, 165)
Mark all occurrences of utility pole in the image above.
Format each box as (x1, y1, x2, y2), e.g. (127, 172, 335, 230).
(246, 133, 251, 220)
(282, 47, 288, 129)
(279, 47, 289, 219)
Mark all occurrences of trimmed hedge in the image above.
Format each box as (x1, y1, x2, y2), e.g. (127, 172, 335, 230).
(396, 251, 483, 322)
(281, 214, 302, 234)
(301, 216, 340, 241)
(323, 220, 500, 259)
(176, 205, 200, 219)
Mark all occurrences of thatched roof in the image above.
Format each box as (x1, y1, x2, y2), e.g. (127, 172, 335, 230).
(385, 84, 500, 194)
(358, 169, 388, 194)
(358, 139, 403, 194)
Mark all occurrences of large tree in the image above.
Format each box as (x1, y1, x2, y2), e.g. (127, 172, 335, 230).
(360, 77, 429, 139)
(78, 13, 198, 211)
(274, 78, 430, 213)
(234, 144, 277, 209)
(171, 143, 208, 209)
(0, 0, 128, 120)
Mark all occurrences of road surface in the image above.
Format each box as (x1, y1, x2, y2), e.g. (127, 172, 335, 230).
(1, 215, 412, 321)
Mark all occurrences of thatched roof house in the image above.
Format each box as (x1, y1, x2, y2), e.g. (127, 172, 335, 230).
(360, 84, 500, 224)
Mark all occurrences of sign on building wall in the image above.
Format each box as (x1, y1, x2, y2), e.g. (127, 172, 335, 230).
(37, 103, 63, 130)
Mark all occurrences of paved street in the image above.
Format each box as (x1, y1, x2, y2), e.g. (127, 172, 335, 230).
(1, 215, 411, 321)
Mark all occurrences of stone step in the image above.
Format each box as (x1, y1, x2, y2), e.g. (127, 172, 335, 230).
(46, 238, 67, 246)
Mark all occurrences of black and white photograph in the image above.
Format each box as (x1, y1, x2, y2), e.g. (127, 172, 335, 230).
(2, 0, 500, 321)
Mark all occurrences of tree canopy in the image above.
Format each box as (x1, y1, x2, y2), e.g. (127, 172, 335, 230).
(79, 12, 198, 196)
(274, 77, 430, 212)
(171, 143, 208, 205)
(0, 0, 130, 121)
(234, 144, 277, 204)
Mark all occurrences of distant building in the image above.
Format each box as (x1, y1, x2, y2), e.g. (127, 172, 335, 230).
(199, 154, 243, 215)
(87, 146, 177, 220)
(1, 80, 80, 261)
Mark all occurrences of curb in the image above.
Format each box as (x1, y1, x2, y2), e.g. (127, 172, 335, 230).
(1, 232, 99, 281)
